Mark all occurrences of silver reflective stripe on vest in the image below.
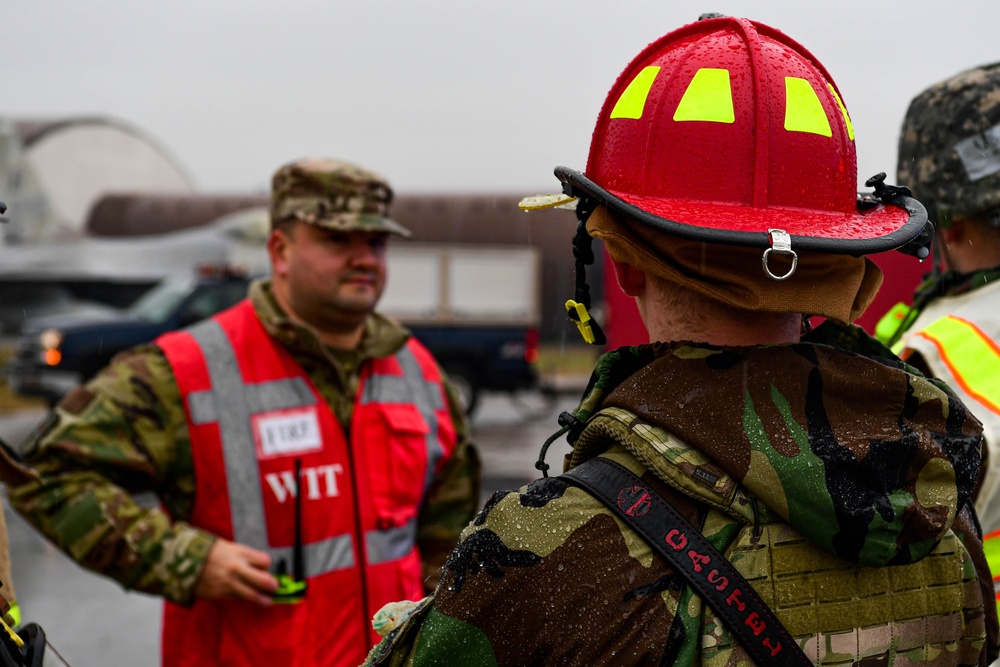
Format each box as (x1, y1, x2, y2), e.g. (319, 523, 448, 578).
(186, 319, 356, 577)
(361, 345, 445, 489)
(366, 519, 418, 565)
(269, 534, 355, 578)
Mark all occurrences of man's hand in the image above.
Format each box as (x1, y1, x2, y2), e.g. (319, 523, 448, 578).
(193, 539, 278, 607)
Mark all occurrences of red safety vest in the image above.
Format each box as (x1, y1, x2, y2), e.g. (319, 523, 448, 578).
(157, 300, 457, 667)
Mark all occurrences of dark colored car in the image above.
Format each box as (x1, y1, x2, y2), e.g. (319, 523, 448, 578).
(9, 271, 538, 416)
(409, 325, 538, 416)
(8, 271, 251, 404)
(0, 283, 122, 338)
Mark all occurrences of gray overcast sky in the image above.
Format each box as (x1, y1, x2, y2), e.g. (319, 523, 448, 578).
(5, 1, 997, 195)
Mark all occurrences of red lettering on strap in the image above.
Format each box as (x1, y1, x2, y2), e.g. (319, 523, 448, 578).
(762, 637, 782, 657)
(745, 611, 766, 637)
(707, 569, 729, 591)
(726, 587, 746, 612)
(665, 529, 688, 551)
(687, 549, 710, 573)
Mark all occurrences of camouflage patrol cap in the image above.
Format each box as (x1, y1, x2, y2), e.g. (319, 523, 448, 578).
(270, 158, 411, 237)
(898, 63, 1000, 226)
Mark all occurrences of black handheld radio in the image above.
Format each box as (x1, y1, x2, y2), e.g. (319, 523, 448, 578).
(273, 459, 308, 603)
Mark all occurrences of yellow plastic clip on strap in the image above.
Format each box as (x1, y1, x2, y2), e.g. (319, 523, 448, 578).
(0, 618, 22, 649)
(565, 300, 597, 345)
(4, 603, 19, 630)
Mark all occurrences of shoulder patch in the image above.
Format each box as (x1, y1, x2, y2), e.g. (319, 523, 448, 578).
(58, 387, 95, 415)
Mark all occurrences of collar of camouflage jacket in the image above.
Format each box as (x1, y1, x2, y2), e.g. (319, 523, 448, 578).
(248, 278, 410, 360)
(566, 321, 983, 568)
(911, 264, 1000, 312)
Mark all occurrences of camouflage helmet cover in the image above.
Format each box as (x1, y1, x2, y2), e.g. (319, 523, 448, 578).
(897, 62, 1000, 226)
(270, 158, 412, 237)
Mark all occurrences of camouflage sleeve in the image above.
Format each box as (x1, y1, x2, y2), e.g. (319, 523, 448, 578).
(415, 376, 481, 592)
(0, 496, 15, 603)
(6, 345, 216, 605)
(367, 454, 682, 667)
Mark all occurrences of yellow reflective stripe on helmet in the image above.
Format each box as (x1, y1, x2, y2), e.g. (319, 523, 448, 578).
(915, 315, 1000, 415)
(673, 68, 734, 123)
(827, 84, 855, 141)
(611, 66, 661, 120)
(784, 77, 832, 137)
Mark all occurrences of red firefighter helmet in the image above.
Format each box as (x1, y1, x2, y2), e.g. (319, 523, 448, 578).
(557, 16, 929, 257)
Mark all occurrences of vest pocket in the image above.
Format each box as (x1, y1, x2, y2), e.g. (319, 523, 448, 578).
(366, 403, 431, 528)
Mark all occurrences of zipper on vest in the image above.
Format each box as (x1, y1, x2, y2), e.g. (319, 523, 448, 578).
(344, 424, 373, 651)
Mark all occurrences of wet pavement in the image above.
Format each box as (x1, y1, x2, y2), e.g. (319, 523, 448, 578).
(0, 390, 581, 666)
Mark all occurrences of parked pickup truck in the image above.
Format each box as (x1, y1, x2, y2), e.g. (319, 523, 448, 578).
(9, 244, 541, 415)
(8, 268, 252, 404)
(379, 243, 541, 414)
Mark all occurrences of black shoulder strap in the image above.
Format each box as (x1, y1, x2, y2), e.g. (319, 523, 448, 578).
(562, 457, 812, 667)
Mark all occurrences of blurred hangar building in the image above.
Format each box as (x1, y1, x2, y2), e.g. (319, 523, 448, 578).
(0, 115, 589, 344)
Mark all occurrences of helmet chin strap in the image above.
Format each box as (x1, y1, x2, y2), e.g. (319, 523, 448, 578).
(566, 198, 607, 346)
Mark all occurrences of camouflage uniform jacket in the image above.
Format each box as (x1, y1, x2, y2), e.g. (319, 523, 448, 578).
(8, 279, 481, 604)
(366, 323, 999, 667)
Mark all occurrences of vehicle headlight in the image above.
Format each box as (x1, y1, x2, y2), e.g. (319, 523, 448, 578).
(39, 329, 63, 351)
(39, 329, 63, 366)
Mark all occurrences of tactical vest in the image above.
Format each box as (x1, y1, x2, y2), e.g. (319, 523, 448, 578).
(889, 282, 1000, 613)
(575, 407, 987, 665)
(157, 300, 457, 667)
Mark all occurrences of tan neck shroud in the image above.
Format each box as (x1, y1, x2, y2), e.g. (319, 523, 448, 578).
(587, 206, 883, 325)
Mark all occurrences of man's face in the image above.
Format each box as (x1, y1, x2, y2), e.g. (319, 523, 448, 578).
(270, 222, 389, 331)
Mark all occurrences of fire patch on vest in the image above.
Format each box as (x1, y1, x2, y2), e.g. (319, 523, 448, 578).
(253, 407, 323, 457)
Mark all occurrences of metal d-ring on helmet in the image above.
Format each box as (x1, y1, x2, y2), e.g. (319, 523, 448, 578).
(762, 230, 797, 281)
(527, 16, 931, 344)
